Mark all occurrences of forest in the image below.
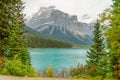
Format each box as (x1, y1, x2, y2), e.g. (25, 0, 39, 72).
(0, 0, 120, 80)
(23, 26, 72, 48)
(26, 35, 72, 48)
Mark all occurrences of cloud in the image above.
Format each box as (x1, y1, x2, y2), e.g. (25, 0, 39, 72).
(22, 0, 112, 22)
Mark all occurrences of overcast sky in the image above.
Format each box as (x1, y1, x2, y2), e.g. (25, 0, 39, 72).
(22, 0, 112, 23)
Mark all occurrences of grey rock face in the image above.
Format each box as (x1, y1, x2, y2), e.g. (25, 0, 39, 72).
(26, 6, 94, 45)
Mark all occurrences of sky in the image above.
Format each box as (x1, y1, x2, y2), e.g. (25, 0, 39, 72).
(22, 0, 112, 23)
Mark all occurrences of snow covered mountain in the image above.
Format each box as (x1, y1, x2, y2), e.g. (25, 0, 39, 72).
(26, 6, 94, 45)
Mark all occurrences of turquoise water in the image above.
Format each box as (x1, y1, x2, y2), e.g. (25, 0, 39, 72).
(29, 48, 88, 71)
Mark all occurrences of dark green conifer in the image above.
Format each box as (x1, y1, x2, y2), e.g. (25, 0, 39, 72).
(0, 0, 30, 65)
(0, 0, 10, 57)
(86, 21, 105, 77)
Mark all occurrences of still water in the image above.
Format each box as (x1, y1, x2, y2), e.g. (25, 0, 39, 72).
(29, 48, 88, 71)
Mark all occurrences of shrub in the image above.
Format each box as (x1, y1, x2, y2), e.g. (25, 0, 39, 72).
(0, 57, 6, 71)
(85, 64, 98, 77)
(56, 67, 69, 78)
(46, 65, 54, 77)
(1, 59, 38, 77)
(69, 64, 86, 78)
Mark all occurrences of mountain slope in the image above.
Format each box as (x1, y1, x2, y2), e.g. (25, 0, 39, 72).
(26, 6, 94, 45)
(23, 26, 72, 48)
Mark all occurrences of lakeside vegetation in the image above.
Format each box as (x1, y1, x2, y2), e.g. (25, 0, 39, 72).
(0, 0, 120, 80)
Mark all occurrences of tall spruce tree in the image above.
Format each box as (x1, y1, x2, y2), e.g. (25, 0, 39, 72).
(86, 21, 105, 77)
(7, 0, 30, 65)
(0, 0, 30, 65)
(0, 0, 11, 70)
(0, 1, 10, 57)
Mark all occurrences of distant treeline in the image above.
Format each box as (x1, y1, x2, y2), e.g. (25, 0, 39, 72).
(26, 35, 72, 48)
(23, 26, 72, 48)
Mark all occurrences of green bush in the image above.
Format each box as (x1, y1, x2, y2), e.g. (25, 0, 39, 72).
(46, 65, 54, 77)
(69, 64, 86, 78)
(1, 59, 38, 77)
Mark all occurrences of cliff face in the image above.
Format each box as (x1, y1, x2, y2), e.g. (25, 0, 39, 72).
(26, 6, 94, 45)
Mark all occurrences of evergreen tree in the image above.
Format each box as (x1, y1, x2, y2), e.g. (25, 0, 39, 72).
(0, 0, 30, 65)
(0, 0, 13, 69)
(7, 0, 30, 65)
(99, 0, 120, 78)
(86, 21, 105, 77)
(105, 0, 120, 78)
(0, 0, 10, 57)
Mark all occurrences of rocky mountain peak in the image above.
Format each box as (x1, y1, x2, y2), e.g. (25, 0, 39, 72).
(26, 6, 94, 45)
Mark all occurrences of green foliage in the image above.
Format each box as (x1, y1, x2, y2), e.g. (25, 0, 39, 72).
(46, 65, 54, 77)
(6, 0, 30, 65)
(0, 57, 6, 71)
(99, 0, 120, 79)
(1, 58, 38, 77)
(23, 26, 72, 48)
(69, 64, 86, 78)
(17, 48, 31, 65)
(0, 0, 10, 57)
(26, 35, 72, 48)
(107, 0, 120, 78)
(86, 21, 106, 77)
(85, 64, 98, 77)
(0, 0, 33, 76)
(7, 26, 30, 65)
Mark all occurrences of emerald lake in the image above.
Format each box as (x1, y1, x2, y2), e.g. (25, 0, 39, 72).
(29, 48, 88, 71)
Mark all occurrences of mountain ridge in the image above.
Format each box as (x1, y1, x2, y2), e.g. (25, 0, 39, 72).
(26, 6, 94, 45)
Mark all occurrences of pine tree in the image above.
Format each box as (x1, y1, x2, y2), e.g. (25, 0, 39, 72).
(0, 0, 30, 65)
(6, 0, 31, 65)
(86, 21, 105, 77)
(0, 0, 36, 76)
(0, 0, 13, 69)
(0, 1, 10, 57)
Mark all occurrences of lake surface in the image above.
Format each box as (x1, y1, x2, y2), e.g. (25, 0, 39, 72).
(29, 48, 88, 71)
